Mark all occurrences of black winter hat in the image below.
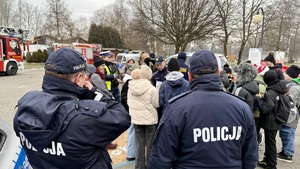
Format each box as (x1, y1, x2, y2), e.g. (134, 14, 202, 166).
(168, 58, 180, 72)
(286, 65, 300, 78)
(223, 67, 232, 74)
(223, 63, 230, 68)
(93, 57, 105, 68)
(264, 54, 276, 64)
(263, 70, 277, 85)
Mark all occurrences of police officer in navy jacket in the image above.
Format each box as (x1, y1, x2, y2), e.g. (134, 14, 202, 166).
(13, 48, 131, 169)
(177, 51, 189, 81)
(148, 50, 258, 169)
(151, 56, 168, 87)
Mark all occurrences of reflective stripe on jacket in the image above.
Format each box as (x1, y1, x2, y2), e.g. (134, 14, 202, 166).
(105, 66, 112, 90)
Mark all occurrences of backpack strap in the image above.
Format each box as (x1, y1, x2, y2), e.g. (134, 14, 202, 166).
(266, 89, 279, 112)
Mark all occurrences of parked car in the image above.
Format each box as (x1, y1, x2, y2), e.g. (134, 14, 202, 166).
(165, 52, 228, 68)
(0, 118, 30, 169)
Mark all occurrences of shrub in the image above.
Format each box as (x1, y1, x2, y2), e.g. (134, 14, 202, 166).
(26, 52, 35, 63)
(43, 49, 49, 62)
(31, 52, 38, 63)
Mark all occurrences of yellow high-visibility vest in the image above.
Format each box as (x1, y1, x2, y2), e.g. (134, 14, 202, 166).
(105, 66, 112, 91)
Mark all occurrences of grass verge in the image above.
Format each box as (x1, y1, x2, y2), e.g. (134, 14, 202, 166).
(24, 62, 44, 70)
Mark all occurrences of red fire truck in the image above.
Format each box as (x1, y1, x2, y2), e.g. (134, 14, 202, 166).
(0, 26, 29, 75)
(54, 43, 100, 65)
(72, 43, 94, 64)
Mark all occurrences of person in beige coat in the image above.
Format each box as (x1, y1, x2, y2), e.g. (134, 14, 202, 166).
(128, 65, 159, 169)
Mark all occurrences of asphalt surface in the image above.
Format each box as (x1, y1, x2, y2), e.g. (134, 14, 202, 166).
(1, 68, 300, 169)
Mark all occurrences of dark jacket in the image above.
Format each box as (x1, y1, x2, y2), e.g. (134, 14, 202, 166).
(104, 61, 120, 87)
(177, 55, 189, 81)
(234, 81, 259, 112)
(121, 79, 131, 112)
(283, 80, 300, 128)
(13, 75, 131, 169)
(220, 70, 230, 89)
(151, 67, 168, 87)
(256, 80, 288, 130)
(269, 65, 284, 80)
(148, 74, 258, 169)
(159, 72, 190, 109)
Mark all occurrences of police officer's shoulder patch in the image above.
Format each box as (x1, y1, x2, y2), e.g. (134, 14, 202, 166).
(168, 90, 192, 104)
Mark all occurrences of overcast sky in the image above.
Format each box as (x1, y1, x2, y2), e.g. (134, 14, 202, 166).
(24, 0, 116, 19)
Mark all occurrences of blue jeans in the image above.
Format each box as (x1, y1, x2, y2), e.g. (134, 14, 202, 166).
(279, 125, 296, 156)
(126, 124, 135, 158)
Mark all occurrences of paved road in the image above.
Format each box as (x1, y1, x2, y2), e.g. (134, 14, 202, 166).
(1, 69, 300, 169)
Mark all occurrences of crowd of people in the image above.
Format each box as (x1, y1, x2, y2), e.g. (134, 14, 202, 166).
(13, 48, 300, 169)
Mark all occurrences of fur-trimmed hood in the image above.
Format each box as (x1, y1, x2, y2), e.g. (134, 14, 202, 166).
(236, 63, 257, 86)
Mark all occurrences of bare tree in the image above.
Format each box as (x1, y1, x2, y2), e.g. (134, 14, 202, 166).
(233, 0, 262, 64)
(44, 0, 72, 38)
(288, 11, 300, 61)
(0, 0, 15, 27)
(73, 17, 90, 40)
(263, 0, 300, 55)
(92, 0, 131, 47)
(130, 0, 220, 53)
(214, 0, 237, 57)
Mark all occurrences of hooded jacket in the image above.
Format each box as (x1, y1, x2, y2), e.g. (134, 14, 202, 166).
(159, 71, 190, 108)
(256, 80, 288, 130)
(128, 78, 159, 125)
(148, 74, 258, 169)
(284, 79, 300, 128)
(234, 63, 259, 112)
(234, 81, 259, 112)
(13, 75, 131, 169)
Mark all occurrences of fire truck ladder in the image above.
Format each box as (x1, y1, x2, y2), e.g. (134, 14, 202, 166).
(0, 26, 29, 40)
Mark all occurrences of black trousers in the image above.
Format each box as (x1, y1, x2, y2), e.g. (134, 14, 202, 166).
(134, 124, 157, 169)
(255, 118, 261, 143)
(263, 129, 278, 169)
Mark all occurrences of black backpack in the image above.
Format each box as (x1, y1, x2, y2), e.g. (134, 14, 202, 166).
(268, 90, 295, 124)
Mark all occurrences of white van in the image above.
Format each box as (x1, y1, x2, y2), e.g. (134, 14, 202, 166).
(115, 53, 140, 69)
(0, 118, 30, 169)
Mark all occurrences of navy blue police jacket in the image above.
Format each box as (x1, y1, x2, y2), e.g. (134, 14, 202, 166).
(151, 66, 168, 87)
(148, 74, 258, 169)
(13, 75, 131, 169)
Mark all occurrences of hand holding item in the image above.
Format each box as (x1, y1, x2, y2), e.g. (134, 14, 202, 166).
(84, 80, 94, 90)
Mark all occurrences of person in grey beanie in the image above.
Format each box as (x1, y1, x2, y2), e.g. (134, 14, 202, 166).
(277, 65, 300, 163)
